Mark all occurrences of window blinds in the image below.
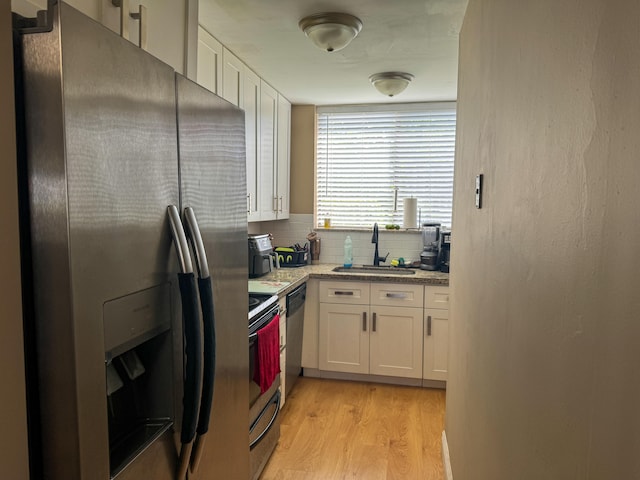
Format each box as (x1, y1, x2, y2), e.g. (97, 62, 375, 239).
(316, 103, 456, 228)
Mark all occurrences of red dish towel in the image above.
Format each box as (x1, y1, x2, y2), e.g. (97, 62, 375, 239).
(253, 314, 281, 394)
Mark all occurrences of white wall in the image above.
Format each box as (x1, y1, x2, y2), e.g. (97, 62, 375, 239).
(447, 0, 640, 478)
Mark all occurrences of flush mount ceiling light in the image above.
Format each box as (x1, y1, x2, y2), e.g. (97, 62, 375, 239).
(369, 72, 413, 97)
(298, 12, 363, 53)
(369, 72, 414, 97)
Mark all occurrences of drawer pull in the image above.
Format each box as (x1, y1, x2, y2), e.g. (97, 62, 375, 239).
(334, 291, 354, 296)
(385, 292, 407, 299)
(362, 312, 367, 331)
(427, 316, 432, 336)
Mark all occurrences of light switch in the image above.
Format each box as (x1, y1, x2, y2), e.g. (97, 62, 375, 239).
(475, 174, 483, 209)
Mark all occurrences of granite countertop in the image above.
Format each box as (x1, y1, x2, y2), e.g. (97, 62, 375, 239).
(250, 264, 449, 297)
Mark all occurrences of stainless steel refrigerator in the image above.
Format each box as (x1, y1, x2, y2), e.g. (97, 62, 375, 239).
(14, 2, 248, 479)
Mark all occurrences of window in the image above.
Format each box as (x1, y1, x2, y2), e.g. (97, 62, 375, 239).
(316, 103, 456, 228)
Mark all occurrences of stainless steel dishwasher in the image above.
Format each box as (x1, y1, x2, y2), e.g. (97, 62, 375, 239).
(285, 282, 306, 397)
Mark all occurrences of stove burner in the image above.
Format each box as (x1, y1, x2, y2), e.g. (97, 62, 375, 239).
(249, 297, 260, 310)
(248, 293, 279, 325)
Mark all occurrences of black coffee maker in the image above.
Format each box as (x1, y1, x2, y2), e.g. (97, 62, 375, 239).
(439, 231, 451, 273)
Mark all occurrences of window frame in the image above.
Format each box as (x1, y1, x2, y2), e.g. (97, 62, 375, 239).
(315, 102, 457, 229)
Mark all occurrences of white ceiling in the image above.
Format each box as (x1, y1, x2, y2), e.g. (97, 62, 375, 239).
(198, 0, 468, 105)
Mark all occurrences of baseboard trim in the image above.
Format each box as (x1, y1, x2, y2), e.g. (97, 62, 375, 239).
(303, 368, 423, 387)
(303, 368, 446, 389)
(442, 430, 453, 480)
(422, 378, 447, 389)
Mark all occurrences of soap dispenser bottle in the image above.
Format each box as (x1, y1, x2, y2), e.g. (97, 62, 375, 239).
(343, 235, 353, 268)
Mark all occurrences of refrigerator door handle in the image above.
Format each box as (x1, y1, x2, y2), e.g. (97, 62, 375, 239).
(183, 207, 217, 474)
(183, 207, 210, 279)
(168, 205, 194, 275)
(168, 206, 203, 480)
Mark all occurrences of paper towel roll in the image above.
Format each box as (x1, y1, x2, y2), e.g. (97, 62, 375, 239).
(403, 197, 418, 229)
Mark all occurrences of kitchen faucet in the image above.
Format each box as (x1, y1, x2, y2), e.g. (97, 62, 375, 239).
(371, 223, 389, 266)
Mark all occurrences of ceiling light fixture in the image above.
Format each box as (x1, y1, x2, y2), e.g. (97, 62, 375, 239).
(369, 72, 414, 97)
(298, 12, 363, 53)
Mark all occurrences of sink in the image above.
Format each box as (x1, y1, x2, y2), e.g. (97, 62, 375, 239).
(332, 265, 415, 275)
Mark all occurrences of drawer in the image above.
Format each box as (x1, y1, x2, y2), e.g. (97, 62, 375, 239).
(425, 286, 449, 310)
(370, 283, 424, 308)
(319, 281, 370, 305)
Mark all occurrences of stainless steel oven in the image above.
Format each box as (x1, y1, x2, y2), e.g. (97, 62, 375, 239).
(248, 294, 281, 480)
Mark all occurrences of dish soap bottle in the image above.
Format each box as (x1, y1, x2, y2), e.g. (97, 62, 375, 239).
(343, 235, 353, 268)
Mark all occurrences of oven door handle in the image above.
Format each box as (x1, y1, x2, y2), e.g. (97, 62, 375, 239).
(249, 306, 279, 341)
(249, 389, 281, 450)
(183, 207, 216, 474)
(168, 206, 203, 480)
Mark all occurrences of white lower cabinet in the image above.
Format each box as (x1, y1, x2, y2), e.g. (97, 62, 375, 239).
(318, 281, 424, 379)
(319, 302, 369, 374)
(423, 308, 449, 381)
(423, 286, 450, 382)
(369, 305, 423, 378)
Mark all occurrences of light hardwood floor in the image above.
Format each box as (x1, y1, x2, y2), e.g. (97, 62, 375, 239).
(260, 377, 446, 480)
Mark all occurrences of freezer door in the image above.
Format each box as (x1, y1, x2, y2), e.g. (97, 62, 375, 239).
(17, 3, 179, 479)
(175, 74, 249, 479)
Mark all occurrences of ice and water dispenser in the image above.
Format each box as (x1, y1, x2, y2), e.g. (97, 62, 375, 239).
(103, 283, 175, 477)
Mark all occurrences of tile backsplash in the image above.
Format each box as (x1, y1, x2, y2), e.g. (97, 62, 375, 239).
(251, 214, 424, 265)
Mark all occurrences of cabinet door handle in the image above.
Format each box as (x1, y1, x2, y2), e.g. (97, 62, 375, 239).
(427, 315, 432, 336)
(111, 0, 130, 40)
(372, 312, 377, 332)
(385, 292, 407, 299)
(247, 194, 251, 213)
(334, 291, 354, 296)
(362, 312, 367, 331)
(273, 196, 278, 212)
(279, 196, 283, 212)
(129, 4, 147, 50)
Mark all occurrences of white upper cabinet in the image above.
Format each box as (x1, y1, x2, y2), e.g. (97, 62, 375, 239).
(86, 0, 189, 75)
(258, 80, 278, 221)
(221, 47, 244, 106)
(276, 94, 291, 219)
(197, 26, 222, 95)
(192, 19, 291, 223)
(244, 69, 261, 222)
